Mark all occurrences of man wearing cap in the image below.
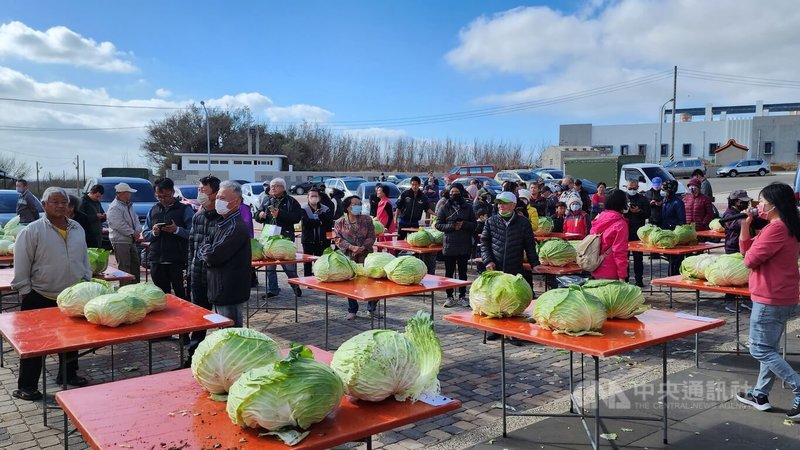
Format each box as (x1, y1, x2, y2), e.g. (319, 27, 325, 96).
(645, 177, 664, 227)
(683, 177, 714, 231)
(722, 190, 752, 255)
(107, 182, 143, 285)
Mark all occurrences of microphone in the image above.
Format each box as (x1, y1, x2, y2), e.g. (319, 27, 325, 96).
(718, 208, 758, 224)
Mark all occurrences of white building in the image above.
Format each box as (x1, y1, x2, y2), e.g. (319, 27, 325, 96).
(176, 152, 287, 182)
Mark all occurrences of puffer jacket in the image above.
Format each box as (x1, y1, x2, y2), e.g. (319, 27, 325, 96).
(256, 194, 302, 239)
(589, 210, 629, 280)
(435, 197, 477, 256)
(661, 195, 685, 231)
(721, 206, 741, 254)
(682, 193, 714, 231)
(480, 213, 539, 275)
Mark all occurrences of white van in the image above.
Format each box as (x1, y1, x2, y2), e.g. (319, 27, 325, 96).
(619, 164, 686, 194)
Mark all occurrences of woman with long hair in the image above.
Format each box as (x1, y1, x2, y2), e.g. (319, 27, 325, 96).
(370, 184, 395, 242)
(735, 182, 800, 421)
(333, 195, 378, 320)
(435, 183, 476, 308)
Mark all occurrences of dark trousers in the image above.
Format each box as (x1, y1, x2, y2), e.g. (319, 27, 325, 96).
(668, 255, 684, 276)
(18, 291, 78, 390)
(348, 299, 377, 314)
(632, 251, 644, 283)
(151, 263, 186, 299)
(188, 281, 212, 356)
(397, 221, 419, 241)
(302, 241, 327, 276)
(444, 254, 468, 297)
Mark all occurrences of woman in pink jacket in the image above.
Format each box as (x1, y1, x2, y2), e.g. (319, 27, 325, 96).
(735, 182, 800, 420)
(589, 189, 629, 281)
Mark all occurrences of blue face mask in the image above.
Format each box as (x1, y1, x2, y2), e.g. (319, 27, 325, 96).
(351, 205, 362, 215)
(570, 204, 581, 212)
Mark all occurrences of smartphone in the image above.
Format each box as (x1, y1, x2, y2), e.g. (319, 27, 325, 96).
(154, 223, 166, 228)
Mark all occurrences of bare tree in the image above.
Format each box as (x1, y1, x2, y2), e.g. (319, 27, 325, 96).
(0, 152, 30, 179)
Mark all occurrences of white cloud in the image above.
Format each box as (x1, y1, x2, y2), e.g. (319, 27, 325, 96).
(0, 21, 137, 73)
(265, 104, 334, 123)
(206, 92, 273, 110)
(446, 0, 800, 121)
(155, 88, 172, 98)
(342, 127, 408, 140)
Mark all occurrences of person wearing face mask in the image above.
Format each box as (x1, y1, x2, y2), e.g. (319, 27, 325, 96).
(436, 183, 476, 308)
(15, 179, 40, 225)
(563, 195, 588, 239)
(692, 169, 714, 201)
(256, 178, 303, 299)
(397, 176, 432, 240)
(370, 184, 396, 242)
(735, 182, 800, 421)
(720, 190, 760, 313)
(645, 177, 664, 227)
(589, 189, 630, 282)
(333, 196, 378, 320)
(624, 179, 650, 287)
(198, 181, 251, 328)
(78, 184, 105, 248)
(300, 188, 334, 276)
(683, 177, 714, 231)
(660, 180, 686, 275)
(591, 182, 607, 219)
(518, 189, 539, 232)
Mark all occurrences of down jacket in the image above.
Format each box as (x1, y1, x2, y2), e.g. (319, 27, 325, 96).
(435, 197, 477, 257)
(480, 213, 539, 275)
(589, 210, 629, 281)
(682, 193, 714, 231)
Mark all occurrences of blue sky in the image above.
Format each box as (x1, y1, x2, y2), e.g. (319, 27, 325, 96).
(0, 0, 798, 177)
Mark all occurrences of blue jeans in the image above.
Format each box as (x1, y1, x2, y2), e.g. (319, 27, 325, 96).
(213, 303, 243, 328)
(266, 263, 298, 295)
(749, 302, 800, 398)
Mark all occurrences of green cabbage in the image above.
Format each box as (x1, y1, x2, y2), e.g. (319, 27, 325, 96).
(83, 293, 149, 327)
(469, 271, 532, 318)
(4, 225, 23, 238)
(91, 278, 113, 290)
(87, 248, 111, 274)
(251, 239, 264, 261)
(362, 252, 396, 278)
(384, 255, 427, 285)
(192, 328, 282, 395)
(117, 283, 167, 312)
(679, 254, 716, 280)
(261, 235, 296, 260)
(709, 219, 723, 233)
(537, 239, 577, 266)
(637, 224, 660, 245)
(4, 215, 20, 231)
(331, 311, 441, 402)
(428, 229, 444, 245)
(674, 223, 697, 245)
(532, 286, 606, 336)
(582, 280, 649, 319)
(0, 239, 13, 255)
(705, 253, 750, 286)
(313, 248, 358, 281)
(650, 229, 678, 248)
(57, 281, 115, 317)
(538, 217, 554, 233)
(407, 229, 433, 247)
(373, 218, 385, 235)
(227, 344, 343, 435)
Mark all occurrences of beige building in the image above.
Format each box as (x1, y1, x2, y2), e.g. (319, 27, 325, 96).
(540, 146, 612, 170)
(713, 139, 749, 166)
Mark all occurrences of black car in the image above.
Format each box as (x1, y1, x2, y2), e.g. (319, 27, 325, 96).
(290, 176, 334, 195)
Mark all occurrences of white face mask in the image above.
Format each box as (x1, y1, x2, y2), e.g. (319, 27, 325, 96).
(215, 199, 232, 216)
(197, 191, 210, 206)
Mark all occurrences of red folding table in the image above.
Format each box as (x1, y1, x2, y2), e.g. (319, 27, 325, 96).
(249, 253, 319, 325)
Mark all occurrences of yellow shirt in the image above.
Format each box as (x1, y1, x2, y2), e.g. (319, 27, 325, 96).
(55, 227, 67, 241)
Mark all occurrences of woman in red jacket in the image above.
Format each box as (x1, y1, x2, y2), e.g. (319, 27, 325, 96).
(735, 182, 800, 420)
(683, 177, 714, 231)
(563, 195, 589, 238)
(589, 189, 629, 281)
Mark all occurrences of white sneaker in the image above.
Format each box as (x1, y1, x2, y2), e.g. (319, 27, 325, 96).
(458, 295, 470, 307)
(443, 297, 457, 308)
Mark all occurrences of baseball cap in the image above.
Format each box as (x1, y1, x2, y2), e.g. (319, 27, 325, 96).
(651, 177, 662, 188)
(518, 189, 531, 200)
(728, 190, 751, 201)
(115, 182, 138, 193)
(687, 177, 701, 187)
(496, 192, 517, 204)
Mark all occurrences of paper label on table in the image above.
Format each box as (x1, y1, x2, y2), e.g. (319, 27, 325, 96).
(418, 393, 454, 406)
(676, 313, 716, 323)
(204, 313, 230, 324)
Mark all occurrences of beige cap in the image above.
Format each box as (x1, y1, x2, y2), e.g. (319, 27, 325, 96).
(115, 182, 138, 193)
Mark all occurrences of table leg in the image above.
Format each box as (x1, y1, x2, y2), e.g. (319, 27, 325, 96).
(669, 286, 673, 309)
(324, 293, 329, 351)
(365, 435, 373, 450)
(695, 289, 700, 368)
(592, 356, 600, 450)
(649, 253, 654, 295)
(148, 341, 153, 375)
(1, 332, 4, 368)
(569, 351, 574, 414)
(62, 356, 68, 449)
(110, 345, 114, 382)
(42, 356, 47, 426)
(501, 336, 507, 437)
(294, 287, 299, 323)
(245, 291, 251, 328)
(430, 291, 434, 318)
(736, 298, 740, 356)
(383, 298, 387, 330)
(179, 340, 185, 369)
(662, 342, 668, 444)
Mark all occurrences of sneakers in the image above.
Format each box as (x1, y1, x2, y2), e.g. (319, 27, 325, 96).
(735, 391, 772, 411)
(724, 302, 743, 313)
(292, 285, 302, 297)
(741, 301, 753, 311)
(443, 296, 457, 308)
(458, 295, 469, 307)
(485, 332, 501, 341)
(787, 398, 800, 421)
(345, 313, 357, 321)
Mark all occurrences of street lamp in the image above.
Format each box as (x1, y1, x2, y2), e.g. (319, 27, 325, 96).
(658, 98, 674, 163)
(200, 101, 211, 171)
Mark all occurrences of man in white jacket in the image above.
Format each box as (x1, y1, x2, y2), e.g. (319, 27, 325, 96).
(106, 183, 143, 284)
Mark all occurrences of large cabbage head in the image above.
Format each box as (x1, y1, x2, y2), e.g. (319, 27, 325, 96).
(705, 253, 750, 286)
(709, 219, 723, 233)
(227, 344, 343, 433)
(57, 281, 115, 317)
(582, 280, 649, 319)
(407, 229, 433, 247)
(537, 239, 577, 267)
(117, 282, 167, 312)
(372, 218, 385, 236)
(261, 236, 296, 260)
(250, 239, 265, 261)
(384, 255, 427, 285)
(362, 252, 396, 278)
(679, 254, 716, 280)
(538, 217, 554, 233)
(674, 223, 697, 245)
(637, 224, 660, 245)
(313, 248, 358, 281)
(87, 248, 111, 274)
(532, 286, 606, 336)
(4, 215, 20, 231)
(0, 239, 13, 256)
(469, 271, 532, 318)
(331, 311, 441, 402)
(84, 293, 149, 327)
(192, 328, 282, 395)
(650, 229, 678, 249)
(428, 229, 444, 245)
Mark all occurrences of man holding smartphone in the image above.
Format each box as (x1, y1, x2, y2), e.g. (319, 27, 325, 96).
(255, 178, 302, 298)
(624, 179, 650, 287)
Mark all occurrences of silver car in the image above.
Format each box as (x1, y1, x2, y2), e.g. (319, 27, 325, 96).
(716, 159, 770, 177)
(663, 158, 706, 178)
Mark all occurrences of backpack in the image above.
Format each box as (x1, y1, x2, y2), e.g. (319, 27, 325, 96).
(575, 233, 611, 272)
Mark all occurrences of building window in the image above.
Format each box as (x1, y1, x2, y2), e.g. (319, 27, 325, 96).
(233, 160, 242, 165)
(660, 144, 668, 157)
(620, 144, 629, 155)
(189, 159, 199, 164)
(708, 143, 718, 156)
(637, 144, 647, 155)
(682, 143, 692, 156)
(243, 160, 252, 165)
(763, 141, 774, 155)
(218, 160, 228, 164)
(596, 145, 612, 153)
(210, 160, 219, 164)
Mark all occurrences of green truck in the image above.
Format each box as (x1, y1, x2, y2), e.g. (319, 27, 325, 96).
(564, 155, 686, 194)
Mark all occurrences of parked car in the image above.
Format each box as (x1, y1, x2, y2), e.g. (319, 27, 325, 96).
(445, 165, 498, 182)
(716, 159, 770, 178)
(535, 168, 564, 180)
(241, 182, 266, 215)
(453, 176, 503, 195)
(83, 177, 156, 225)
(397, 176, 446, 193)
(494, 170, 542, 184)
(324, 177, 367, 198)
(384, 174, 407, 184)
(175, 184, 200, 211)
(663, 158, 706, 178)
(290, 176, 334, 195)
(0, 189, 44, 227)
(357, 182, 401, 215)
(542, 178, 599, 195)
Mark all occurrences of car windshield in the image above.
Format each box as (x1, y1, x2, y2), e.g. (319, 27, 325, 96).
(99, 182, 156, 202)
(250, 184, 264, 195)
(0, 192, 44, 213)
(344, 179, 365, 191)
(178, 186, 198, 199)
(641, 167, 675, 181)
(664, 161, 677, 168)
(516, 172, 537, 181)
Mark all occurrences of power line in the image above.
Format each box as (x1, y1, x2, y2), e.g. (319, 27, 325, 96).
(0, 96, 189, 110)
(0, 125, 148, 131)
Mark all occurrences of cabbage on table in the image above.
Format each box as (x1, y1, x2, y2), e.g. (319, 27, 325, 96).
(650, 229, 678, 249)
(313, 248, 358, 281)
(192, 328, 282, 395)
(709, 219, 723, 233)
(705, 253, 750, 286)
(538, 217, 554, 234)
(674, 223, 698, 245)
(582, 280, 649, 319)
(117, 282, 167, 313)
(84, 293, 149, 327)
(637, 224, 660, 245)
(261, 235, 296, 260)
(362, 252, 396, 278)
(57, 280, 115, 317)
(384, 255, 427, 285)
(87, 248, 111, 274)
(532, 286, 606, 336)
(0, 239, 13, 256)
(428, 229, 444, 245)
(373, 218, 385, 236)
(407, 229, 433, 247)
(679, 254, 716, 280)
(251, 239, 265, 261)
(469, 271, 532, 318)
(4, 215, 20, 231)
(331, 311, 441, 402)
(537, 239, 577, 267)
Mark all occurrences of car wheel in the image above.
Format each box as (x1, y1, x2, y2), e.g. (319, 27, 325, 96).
(295, 186, 305, 195)
(757, 169, 766, 176)
(729, 170, 738, 177)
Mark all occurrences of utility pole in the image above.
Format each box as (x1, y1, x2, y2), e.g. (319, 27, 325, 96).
(82, 160, 86, 185)
(74, 155, 80, 189)
(35, 162, 41, 193)
(670, 65, 677, 162)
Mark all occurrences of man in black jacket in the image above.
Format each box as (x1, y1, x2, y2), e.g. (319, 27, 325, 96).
(255, 178, 302, 298)
(644, 177, 664, 227)
(624, 179, 651, 287)
(397, 176, 432, 239)
(199, 181, 251, 327)
(78, 184, 105, 248)
(300, 188, 334, 276)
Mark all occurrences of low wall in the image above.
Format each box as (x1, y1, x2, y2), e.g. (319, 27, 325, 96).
(166, 170, 395, 186)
